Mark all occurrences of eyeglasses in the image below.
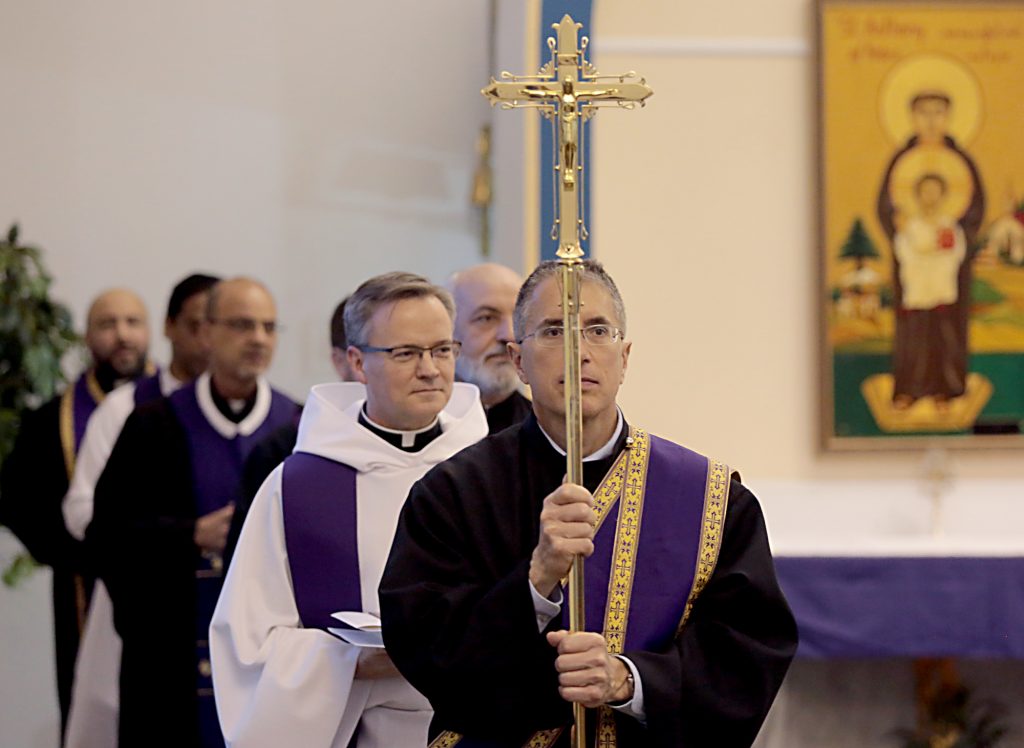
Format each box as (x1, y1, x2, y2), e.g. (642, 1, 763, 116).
(357, 340, 462, 364)
(209, 318, 279, 335)
(517, 324, 623, 348)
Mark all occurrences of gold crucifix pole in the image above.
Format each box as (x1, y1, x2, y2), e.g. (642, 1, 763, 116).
(483, 15, 651, 747)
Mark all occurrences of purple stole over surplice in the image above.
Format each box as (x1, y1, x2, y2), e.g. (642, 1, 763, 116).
(280, 452, 361, 630)
(167, 380, 297, 748)
(432, 427, 732, 748)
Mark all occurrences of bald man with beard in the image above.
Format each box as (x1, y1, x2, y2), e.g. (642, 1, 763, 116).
(88, 278, 300, 748)
(0, 288, 151, 735)
(449, 263, 532, 433)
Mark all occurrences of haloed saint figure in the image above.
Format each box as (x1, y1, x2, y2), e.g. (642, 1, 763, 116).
(877, 90, 985, 410)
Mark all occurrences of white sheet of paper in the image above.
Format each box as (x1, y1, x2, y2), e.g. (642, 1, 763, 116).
(328, 611, 384, 647)
(326, 627, 385, 648)
(331, 611, 381, 630)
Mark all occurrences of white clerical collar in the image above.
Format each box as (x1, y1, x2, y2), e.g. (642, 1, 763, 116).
(195, 371, 272, 439)
(537, 408, 624, 462)
(360, 405, 441, 449)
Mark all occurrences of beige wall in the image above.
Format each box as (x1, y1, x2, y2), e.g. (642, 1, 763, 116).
(591, 0, 1024, 484)
(0, 0, 491, 400)
(588, 7, 1024, 742)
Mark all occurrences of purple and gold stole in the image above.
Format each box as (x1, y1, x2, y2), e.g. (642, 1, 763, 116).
(58, 370, 106, 479)
(431, 427, 732, 748)
(59, 364, 162, 478)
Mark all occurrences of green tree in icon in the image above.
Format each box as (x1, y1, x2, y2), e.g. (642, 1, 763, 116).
(839, 218, 880, 270)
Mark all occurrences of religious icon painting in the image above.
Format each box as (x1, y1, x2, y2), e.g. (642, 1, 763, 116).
(818, 0, 1024, 449)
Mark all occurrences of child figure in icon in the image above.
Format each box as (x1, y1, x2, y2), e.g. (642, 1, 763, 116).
(891, 173, 968, 409)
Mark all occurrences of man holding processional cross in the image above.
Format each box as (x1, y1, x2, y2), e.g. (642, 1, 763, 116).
(379, 15, 797, 748)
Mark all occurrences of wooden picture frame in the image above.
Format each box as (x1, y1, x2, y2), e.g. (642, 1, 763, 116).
(818, 0, 1024, 449)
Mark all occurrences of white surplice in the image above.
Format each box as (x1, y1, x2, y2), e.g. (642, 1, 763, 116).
(210, 382, 488, 748)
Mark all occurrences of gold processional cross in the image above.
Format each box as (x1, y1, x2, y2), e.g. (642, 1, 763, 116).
(482, 15, 651, 748)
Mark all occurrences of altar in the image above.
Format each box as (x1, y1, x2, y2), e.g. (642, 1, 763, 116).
(776, 543, 1024, 659)
(751, 478, 1024, 747)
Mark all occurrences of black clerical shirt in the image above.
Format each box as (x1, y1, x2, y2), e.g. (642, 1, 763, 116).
(357, 408, 443, 452)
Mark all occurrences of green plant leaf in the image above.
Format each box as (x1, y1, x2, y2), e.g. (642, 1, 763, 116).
(0, 224, 80, 590)
(1, 552, 38, 587)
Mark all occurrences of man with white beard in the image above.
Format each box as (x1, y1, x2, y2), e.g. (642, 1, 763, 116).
(449, 263, 532, 433)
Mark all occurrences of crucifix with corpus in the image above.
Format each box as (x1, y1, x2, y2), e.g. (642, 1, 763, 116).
(483, 14, 652, 748)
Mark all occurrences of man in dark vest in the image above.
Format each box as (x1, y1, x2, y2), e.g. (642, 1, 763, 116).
(380, 260, 798, 747)
(211, 272, 487, 747)
(88, 278, 300, 747)
(0, 287, 150, 735)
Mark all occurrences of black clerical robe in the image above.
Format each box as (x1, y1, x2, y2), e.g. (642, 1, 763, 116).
(485, 390, 533, 434)
(379, 415, 797, 748)
(223, 418, 300, 571)
(0, 373, 108, 732)
(88, 382, 299, 747)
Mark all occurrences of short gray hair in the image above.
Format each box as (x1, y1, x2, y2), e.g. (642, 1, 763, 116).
(344, 272, 456, 347)
(513, 259, 626, 341)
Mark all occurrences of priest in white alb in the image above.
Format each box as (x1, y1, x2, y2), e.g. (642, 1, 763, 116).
(210, 272, 488, 747)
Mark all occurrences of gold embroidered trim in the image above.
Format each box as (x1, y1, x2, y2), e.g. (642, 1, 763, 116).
(596, 427, 650, 748)
(602, 427, 648, 655)
(60, 371, 108, 633)
(557, 448, 628, 590)
(428, 731, 462, 748)
(59, 386, 77, 479)
(533, 431, 642, 748)
(677, 458, 731, 633)
(84, 369, 106, 404)
(596, 707, 616, 748)
(592, 451, 628, 533)
(434, 726, 563, 748)
(526, 728, 564, 747)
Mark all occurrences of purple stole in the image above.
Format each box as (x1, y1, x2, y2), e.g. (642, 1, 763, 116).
(70, 375, 99, 450)
(432, 427, 732, 748)
(280, 452, 361, 630)
(167, 381, 297, 748)
(576, 431, 728, 651)
(58, 371, 105, 478)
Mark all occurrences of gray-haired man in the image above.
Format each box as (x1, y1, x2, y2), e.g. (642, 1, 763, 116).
(449, 262, 532, 433)
(381, 259, 797, 747)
